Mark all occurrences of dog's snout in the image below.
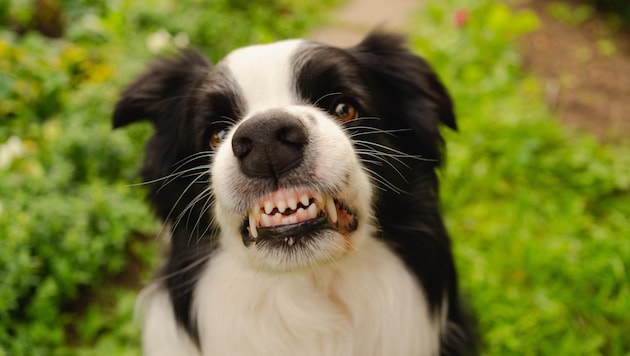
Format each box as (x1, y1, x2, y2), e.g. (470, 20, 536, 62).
(231, 111, 307, 178)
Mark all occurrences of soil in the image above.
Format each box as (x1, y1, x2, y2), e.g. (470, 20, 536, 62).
(515, 0, 630, 142)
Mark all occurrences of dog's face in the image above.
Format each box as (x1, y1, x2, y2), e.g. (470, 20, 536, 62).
(114, 32, 456, 272)
(209, 40, 376, 271)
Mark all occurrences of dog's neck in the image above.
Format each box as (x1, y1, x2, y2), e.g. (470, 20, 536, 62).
(189, 236, 442, 356)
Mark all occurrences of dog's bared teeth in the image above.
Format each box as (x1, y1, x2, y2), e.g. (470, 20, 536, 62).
(261, 214, 272, 227)
(277, 200, 287, 213)
(326, 196, 337, 224)
(296, 207, 306, 220)
(300, 194, 310, 207)
(287, 197, 298, 210)
(248, 213, 258, 238)
(264, 201, 274, 215)
(307, 202, 318, 219)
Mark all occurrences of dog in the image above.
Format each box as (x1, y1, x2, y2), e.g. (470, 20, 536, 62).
(113, 32, 477, 355)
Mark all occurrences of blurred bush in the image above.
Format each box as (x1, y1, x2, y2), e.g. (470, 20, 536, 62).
(412, 1, 630, 354)
(0, 0, 334, 354)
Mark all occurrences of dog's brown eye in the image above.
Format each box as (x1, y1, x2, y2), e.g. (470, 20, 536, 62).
(210, 128, 228, 149)
(333, 102, 357, 123)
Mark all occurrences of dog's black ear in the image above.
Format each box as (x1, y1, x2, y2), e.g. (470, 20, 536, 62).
(113, 50, 211, 128)
(350, 32, 456, 161)
(351, 32, 456, 130)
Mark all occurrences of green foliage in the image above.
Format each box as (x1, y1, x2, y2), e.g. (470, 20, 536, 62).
(412, 1, 630, 354)
(0, 0, 335, 354)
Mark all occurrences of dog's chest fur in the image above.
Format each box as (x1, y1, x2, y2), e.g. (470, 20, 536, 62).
(143, 238, 440, 356)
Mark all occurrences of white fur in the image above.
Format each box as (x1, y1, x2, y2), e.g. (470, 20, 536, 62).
(223, 40, 302, 115)
(140, 236, 440, 356)
(139, 284, 201, 356)
(194, 237, 439, 356)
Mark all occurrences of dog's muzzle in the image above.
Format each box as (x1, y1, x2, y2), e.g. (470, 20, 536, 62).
(231, 111, 358, 249)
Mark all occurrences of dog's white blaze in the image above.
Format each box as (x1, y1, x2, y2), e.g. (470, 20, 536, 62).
(223, 40, 302, 115)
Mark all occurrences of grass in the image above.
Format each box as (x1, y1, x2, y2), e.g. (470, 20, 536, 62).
(409, 1, 630, 354)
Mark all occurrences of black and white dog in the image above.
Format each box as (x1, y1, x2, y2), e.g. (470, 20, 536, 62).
(114, 32, 476, 355)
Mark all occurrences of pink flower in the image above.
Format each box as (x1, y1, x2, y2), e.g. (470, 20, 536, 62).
(453, 8, 469, 28)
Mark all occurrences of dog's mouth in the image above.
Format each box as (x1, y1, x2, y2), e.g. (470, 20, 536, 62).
(240, 189, 358, 247)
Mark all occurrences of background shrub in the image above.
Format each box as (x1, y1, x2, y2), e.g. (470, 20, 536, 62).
(411, 1, 630, 354)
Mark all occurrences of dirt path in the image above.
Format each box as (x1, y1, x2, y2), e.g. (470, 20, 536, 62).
(517, 0, 630, 142)
(309, 0, 417, 46)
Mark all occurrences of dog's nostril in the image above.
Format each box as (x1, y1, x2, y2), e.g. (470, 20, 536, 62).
(277, 126, 307, 146)
(232, 137, 253, 158)
(231, 110, 308, 178)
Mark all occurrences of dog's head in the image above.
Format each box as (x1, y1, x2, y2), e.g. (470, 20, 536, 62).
(114, 32, 455, 272)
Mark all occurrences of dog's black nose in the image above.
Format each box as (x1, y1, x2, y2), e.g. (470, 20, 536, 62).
(231, 110, 308, 178)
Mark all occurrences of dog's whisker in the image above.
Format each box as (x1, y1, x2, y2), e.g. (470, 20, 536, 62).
(357, 151, 410, 183)
(313, 92, 343, 106)
(219, 115, 238, 124)
(347, 127, 412, 138)
(173, 188, 212, 235)
(355, 147, 413, 172)
(342, 116, 382, 125)
(361, 166, 408, 194)
(163, 173, 210, 233)
(157, 168, 209, 194)
(172, 151, 214, 169)
(127, 166, 206, 187)
(189, 195, 216, 244)
(152, 255, 211, 283)
(353, 140, 438, 162)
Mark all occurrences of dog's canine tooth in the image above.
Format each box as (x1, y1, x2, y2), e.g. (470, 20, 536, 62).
(248, 213, 258, 238)
(326, 196, 337, 223)
(250, 206, 261, 219)
(300, 194, 310, 207)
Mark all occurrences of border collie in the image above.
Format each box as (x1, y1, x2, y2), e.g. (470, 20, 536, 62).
(113, 32, 476, 355)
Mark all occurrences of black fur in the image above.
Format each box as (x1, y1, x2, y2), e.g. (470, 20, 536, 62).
(114, 32, 477, 354)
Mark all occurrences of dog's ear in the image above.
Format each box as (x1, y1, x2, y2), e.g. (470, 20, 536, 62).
(351, 32, 456, 130)
(113, 50, 211, 128)
(350, 32, 456, 160)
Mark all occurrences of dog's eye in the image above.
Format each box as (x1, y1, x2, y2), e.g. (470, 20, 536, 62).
(210, 128, 228, 149)
(333, 102, 357, 123)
